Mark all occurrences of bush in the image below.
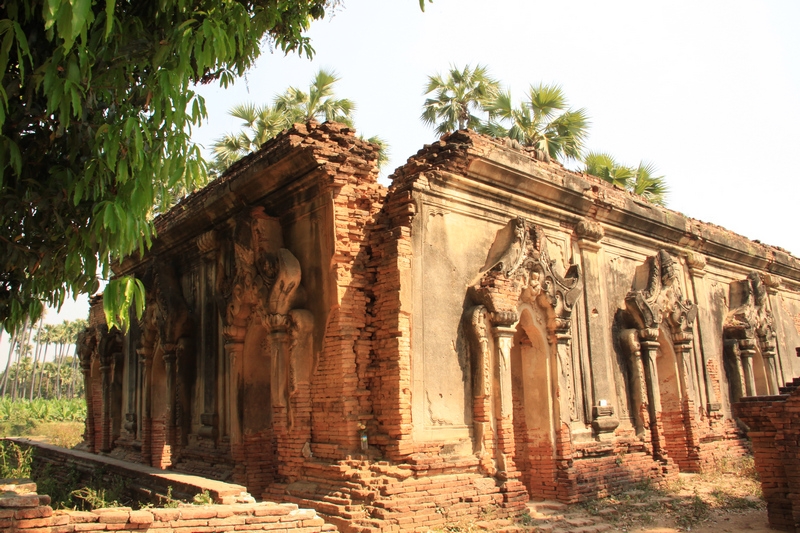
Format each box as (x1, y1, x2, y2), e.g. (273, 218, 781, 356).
(0, 441, 33, 478)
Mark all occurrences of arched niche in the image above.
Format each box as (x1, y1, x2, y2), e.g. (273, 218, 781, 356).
(466, 216, 582, 485)
(618, 249, 700, 470)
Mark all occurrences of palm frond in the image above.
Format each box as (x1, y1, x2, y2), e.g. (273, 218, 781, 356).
(631, 161, 669, 205)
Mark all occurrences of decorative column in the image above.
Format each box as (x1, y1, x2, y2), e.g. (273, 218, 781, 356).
(575, 220, 619, 437)
(684, 252, 719, 414)
(673, 330, 701, 470)
(552, 323, 577, 424)
(77, 329, 96, 453)
(638, 328, 667, 461)
(673, 333, 697, 403)
(620, 329, 648, 438)
(99, 351, 113, 453)
(469, 306, 494, 465)
(97, 326, 122, 454)
(162, 347, 177, 448)
(138, 347, 153, 463)
(491, 311, 517, 479)
(222, 330, 245, 445)
(739, 338, 758, 397)
(763, 274, 786, 387)
(197, 230, 219, 440)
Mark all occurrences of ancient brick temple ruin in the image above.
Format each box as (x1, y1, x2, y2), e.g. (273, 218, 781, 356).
(76, 121, 800, 531)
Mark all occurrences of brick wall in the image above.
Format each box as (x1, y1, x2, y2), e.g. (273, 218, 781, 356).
(0, 479, 335, 533)
(734, 377, 800, 532)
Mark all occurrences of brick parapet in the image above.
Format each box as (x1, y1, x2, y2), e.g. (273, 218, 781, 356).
(0, 479, 335, 533)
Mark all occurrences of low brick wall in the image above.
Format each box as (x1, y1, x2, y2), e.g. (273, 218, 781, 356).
(8, 438, 248, 505)
(734, 377, 800, 532)
(0, 479, 336, 533)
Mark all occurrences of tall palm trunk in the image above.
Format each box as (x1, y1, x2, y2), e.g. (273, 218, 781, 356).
(11, 319, 30, 401)
(1, 329, 18, 396)
(55, 339, 66, 400)
(28, 316, 44, 400)
(68, 348, 78, 398)
(37, 343, 49, 399)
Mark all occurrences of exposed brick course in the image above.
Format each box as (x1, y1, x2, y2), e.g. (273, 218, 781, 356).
(0, 480, 335, 533)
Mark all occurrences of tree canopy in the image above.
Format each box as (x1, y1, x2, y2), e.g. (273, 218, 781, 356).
(0, 0, 339, 334)
(481, 84, 590, 162)
(210, 68, 390, 176)
(421, 64, 500, 136)
(420, 64, 666, 202)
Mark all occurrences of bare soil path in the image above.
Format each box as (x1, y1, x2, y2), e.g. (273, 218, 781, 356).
(463, 458, 769, 533)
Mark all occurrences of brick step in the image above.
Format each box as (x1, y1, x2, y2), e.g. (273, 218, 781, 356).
(527, 500, 568, 512)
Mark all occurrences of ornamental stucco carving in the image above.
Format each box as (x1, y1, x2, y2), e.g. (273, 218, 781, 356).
(215, 208, 314, 429)
(473, 217, 583, 334)
(625, 249, 697, 342)
(723, 272, 776, 353)
(723, 271, 779, 398)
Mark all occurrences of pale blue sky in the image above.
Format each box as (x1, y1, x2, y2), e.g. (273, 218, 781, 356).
(193, 0, 800, 257)
(4, 0, 799, 363)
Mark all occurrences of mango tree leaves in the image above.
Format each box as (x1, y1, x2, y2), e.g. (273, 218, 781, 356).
(0, 0, 333, 333)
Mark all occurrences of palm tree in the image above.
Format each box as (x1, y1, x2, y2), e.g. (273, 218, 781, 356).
(583, 152, 669, 206)
(421, 64, 500, 135)
(481, 84, 589, 162)
(274, 69, 355, 125)
(211, 69, 357, 173)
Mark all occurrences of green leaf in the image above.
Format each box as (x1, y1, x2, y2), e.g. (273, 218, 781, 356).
(44, 0, 61, 30)
(73, 179, 84, 205)
(104, 0, 115, 38)
(71, 0, 92, 44)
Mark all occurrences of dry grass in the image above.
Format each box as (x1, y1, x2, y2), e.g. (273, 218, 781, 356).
(23, 421, 85, 448)
(578, 454, 764, 531)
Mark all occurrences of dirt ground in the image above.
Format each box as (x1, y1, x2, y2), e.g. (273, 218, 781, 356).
(605, 470, 769, 533)
(516, 457, 770, 533)
(450, 456, 772, 533)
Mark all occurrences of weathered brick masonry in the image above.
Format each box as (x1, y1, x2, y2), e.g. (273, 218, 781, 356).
(735, 376, 800, 532)
(0, 478, 335, 533)
(75, 123, 800, 531)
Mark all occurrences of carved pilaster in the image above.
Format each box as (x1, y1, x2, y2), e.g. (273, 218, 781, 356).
(683, 251, 720, 415)
(162, 347, 177, 448)
(575, 219, 620, 436)
(685, 251, 706, 276)
(469, 306, 493, 457)
(575, 219, 604, 250)
(491, 320, 516, 479)
(97, 325, 122, 453)
(197, 230, 219, 440)
(640, 330, 667, 461)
